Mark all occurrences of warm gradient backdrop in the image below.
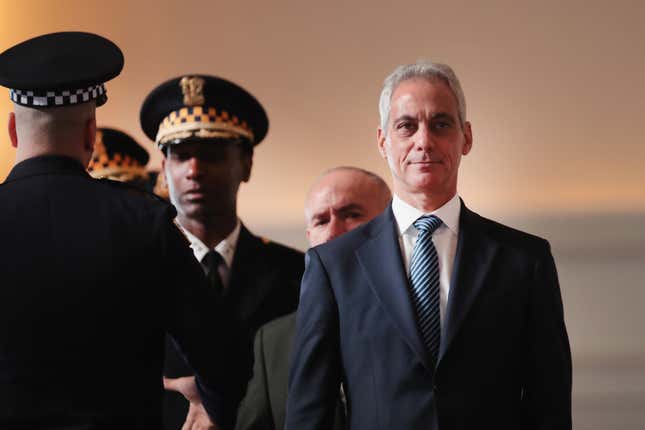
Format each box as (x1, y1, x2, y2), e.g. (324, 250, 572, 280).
(1, 2, 644, 427)
(1, 0, 644, 226)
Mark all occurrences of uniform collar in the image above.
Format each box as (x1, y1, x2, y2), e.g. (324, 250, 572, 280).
(4, 155, 88, 183)
(392, 193, 461, 237)
(180, 219, 241, 268)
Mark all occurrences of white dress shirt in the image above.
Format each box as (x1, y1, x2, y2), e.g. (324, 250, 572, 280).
(180, 219, 241, 289)
(391, 194, 461, 323)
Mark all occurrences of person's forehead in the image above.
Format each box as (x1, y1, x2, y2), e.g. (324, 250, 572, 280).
(390, 78, 457, 114)
(312, 172, 377, 207)
(169, 140, 234, 153)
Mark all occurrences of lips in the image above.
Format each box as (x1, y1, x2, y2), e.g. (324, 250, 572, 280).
(184, 188, 209, 200)
(410, 160, 442, 165)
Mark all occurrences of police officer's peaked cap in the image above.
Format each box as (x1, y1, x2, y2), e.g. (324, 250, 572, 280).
(88, 127, 150, 182)
(0, 31, 124, 108)
(140, 75, 268, 149)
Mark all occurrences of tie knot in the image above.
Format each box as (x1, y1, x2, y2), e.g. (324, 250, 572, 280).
(201, 250, 223, 273)
(414, 215, 442, 234)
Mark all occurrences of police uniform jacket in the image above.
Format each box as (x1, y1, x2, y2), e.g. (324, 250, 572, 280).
(0, 155, 248, 429)
(163, 223, 305, 429)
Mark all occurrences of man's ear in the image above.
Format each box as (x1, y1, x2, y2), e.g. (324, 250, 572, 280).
(241, 151, 253, 183)
(84, 117, 96, 154)
(8, 112, 17, 148)
(462, 121, 473, 156)
(377, 127, 388, 160)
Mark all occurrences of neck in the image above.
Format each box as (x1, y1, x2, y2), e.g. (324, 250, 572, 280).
(395, 188, 456, 213)
(177, 212, 238, 249)
(15, 142, 86, 166)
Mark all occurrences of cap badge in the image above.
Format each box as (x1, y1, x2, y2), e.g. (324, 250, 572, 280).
(180, 76, 205, 106)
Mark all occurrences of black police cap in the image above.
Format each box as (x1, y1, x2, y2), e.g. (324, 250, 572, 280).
(88, 127, 150, 183)
(140, 75, 268, 149)
(0, 31, 123, 108)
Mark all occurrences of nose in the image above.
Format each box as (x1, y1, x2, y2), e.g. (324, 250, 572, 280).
(185, 156, 203, 179)
(415, 124, 434, 151)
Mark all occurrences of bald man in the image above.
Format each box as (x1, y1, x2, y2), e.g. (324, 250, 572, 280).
(0, 32, 244, 429)
(234, 166, 391, 430)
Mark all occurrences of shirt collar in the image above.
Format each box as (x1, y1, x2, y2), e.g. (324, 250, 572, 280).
(392, 193, 461, 237)
(179, 219, 241, 269)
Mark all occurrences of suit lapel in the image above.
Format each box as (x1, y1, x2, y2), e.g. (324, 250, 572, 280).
(356, 207, 432, 369)
(227, 225, 271, 320)
(439, 203, 498, 363)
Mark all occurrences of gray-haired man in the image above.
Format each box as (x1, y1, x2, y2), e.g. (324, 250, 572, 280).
(286, 61, 572, 430)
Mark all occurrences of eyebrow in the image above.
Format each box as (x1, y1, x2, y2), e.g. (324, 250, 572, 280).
(392, 114, 417, 124)
(336, 203, 366, 213)
(430, 112, 456, 122)
(311, 203, 365, 220)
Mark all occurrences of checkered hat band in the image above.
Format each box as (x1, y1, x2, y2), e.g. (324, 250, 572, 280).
(9, 84, 106, 107)
(156, 105, 254, 144)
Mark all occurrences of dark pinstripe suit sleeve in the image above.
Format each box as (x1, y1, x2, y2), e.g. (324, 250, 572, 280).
(286, 249, 341, 430)
(521, 242, 572, 429)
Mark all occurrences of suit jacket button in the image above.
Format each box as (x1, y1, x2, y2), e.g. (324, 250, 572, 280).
(433, 384, 439, 393)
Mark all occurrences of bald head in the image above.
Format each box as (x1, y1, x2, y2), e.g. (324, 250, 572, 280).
(305, 167, 391, 247)
(9, 102, 96, 165)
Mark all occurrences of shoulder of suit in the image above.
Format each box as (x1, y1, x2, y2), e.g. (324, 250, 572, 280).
(313, 215, 378, 258)
(95, 177, 169, 205)
(472, 212, 551, 256)
(252, 234, 305, 260)
(258, 312, 297, 339)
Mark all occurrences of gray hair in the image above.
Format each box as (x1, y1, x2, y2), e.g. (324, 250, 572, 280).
(378, 61, 467, 132)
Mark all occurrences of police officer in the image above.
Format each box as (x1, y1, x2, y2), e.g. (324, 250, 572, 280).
(140, 75, 304, 429)
(87, 126, 152, 189)
(0, 32, 247, 429)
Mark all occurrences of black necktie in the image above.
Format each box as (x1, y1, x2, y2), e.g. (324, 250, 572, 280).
(201, 250, 224, 297)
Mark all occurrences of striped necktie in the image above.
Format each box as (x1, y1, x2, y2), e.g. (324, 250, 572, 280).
(409, 215, 443, 365)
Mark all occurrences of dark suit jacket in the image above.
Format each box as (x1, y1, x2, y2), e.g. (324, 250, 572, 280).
(164, 225, 304, 429)
(287, 202, 572, 430)
(235, 312, 345, 430)
(0, 156, 247, 430)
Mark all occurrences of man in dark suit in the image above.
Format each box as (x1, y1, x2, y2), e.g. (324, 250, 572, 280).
(0, 32, 247, 430)
(286, 61, 572, 430)
(235, 166, 391, 430)
(140, 75, 304, 429)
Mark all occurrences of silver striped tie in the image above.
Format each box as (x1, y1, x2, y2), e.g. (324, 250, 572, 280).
(409, 215, 443, 364)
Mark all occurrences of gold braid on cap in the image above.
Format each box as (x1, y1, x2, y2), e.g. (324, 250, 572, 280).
(87, 130, 149, 182)
(155, 76, 255, 147)
(155, 106, 254, 146)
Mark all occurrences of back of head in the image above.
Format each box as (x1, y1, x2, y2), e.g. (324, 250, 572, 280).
(12, 102, 96, 161)
(0, 31, 124, 165)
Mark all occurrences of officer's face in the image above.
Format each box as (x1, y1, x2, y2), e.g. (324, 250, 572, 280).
(377, 78, 472, 204)
(163, 140, 252, 221)
(305, 170, 389, 247)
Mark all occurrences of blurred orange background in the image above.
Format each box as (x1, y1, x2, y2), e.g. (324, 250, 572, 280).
(2, 2, 644, 427)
